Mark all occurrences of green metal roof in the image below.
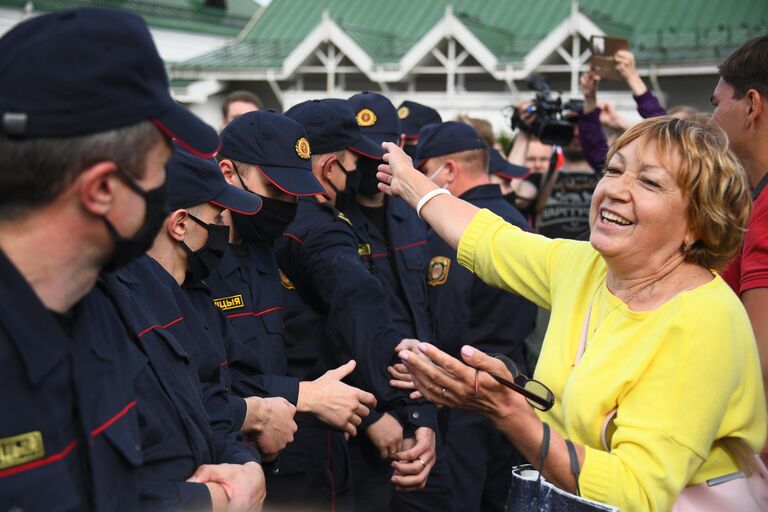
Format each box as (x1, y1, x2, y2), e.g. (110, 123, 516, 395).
(175, 0, 767, 72)
(0, 0, 258, 36)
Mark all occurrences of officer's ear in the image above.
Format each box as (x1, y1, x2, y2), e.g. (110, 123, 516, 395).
(219, 159, 237, 185)
(166, 209, 189, 242)
(77, 161, 121, 217)
(444, 159, 459, 183)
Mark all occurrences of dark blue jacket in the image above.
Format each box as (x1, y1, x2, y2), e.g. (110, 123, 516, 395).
(427, 184, 536, 369)
(343, 196, 433, 342)
(205, 243, 299, 404)
(276, 199, 436, 432)
(100, 255, 259, 510)
(0, 249, 142, 512)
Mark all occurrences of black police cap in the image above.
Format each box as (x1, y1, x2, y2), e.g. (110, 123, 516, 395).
(488, 147, 528, 179)
(414, 122, 487, 169)
(285, 99, 384, 159)
(220, 110, 325, 197)
(397, 101, 443, 138)
(0, 8, 219, 158)
(347, 92, 401, 145)
(166, 147, 262, 214)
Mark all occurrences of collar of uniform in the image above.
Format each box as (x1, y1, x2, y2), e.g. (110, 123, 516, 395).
(216, 243, 243, 278)
(243, 242, 271, 275)
(459, 183, 504, 201)
(0, 248, 71, 384)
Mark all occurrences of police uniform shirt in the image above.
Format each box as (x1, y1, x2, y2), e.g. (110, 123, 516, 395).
(343, 196, 434, 343)
(205, 242, 300, 404)
(427, 184, 537, 365)
(0, 249, 141, 512)
(276, 198, 437, 431)
(100, 255, 259, 509)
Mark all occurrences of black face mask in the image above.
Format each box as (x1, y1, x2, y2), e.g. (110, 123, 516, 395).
(231, 163, 299, 244)
(232, 195, 298, 244)
(102, 167, 170, 272)
(503, 191, 518, 207)
(327, 158, 359, 212)
(182, 214, 230, 286)
(403, 143, 419, 160)
(356, 157, 382, 197)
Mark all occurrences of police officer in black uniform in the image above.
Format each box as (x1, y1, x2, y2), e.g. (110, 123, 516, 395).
(406, 122, 537, 512)
(280, 98, 443, 506)
(99, 148, 266, 510)
(0, 8, 218, 511)
(344, 92, 451, 512)
(396, 100, 443, 160)
(211, 109, 377, 511)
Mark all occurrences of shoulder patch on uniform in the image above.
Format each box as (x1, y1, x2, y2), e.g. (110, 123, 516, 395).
(0, 431, 44, 470)
(356, 108, 377, 127)
(337, 211, 353, 226)
(212, 294, 244, 311)
(279, 269, 295, 290)
(397, 106, 410, 119)
(427, 256, 451, 286)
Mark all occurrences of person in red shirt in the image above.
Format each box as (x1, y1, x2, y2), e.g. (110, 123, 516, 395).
(714, 35, 768, 461)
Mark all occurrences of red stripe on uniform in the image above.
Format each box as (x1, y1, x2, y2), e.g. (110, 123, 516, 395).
(254, 307, 284, 317)
(394, 240, 427, 252)
(227, 311, 254, 319)
(0, 440, 79, 479)
(137, 316, 184, 338)
(90, 401, 137, 438)
(282, 233, 304, 245)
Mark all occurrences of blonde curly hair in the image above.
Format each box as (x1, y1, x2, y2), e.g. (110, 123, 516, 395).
(605, 115, 751, 270)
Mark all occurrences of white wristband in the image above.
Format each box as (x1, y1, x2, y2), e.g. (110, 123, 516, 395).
(416, 188, 451, 220)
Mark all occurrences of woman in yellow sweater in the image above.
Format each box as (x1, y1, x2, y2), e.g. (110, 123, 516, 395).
(379, 116, 766, 511)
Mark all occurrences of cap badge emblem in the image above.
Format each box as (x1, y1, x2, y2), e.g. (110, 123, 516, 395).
(295, 137, 311, 159)
(397, 106, 410, 119)
(356, 108, 377, 127)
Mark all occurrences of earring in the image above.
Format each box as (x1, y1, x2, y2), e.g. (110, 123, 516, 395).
(681, 241, 695, 253)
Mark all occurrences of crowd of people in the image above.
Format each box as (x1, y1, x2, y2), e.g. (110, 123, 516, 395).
(0, 6, 766, 512)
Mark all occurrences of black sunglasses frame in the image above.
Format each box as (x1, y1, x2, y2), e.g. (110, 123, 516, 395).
(466, 354, 555, 411)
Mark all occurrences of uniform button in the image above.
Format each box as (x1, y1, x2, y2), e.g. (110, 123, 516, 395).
(273, 467, 279, 474)
(412, 411, 420, 420)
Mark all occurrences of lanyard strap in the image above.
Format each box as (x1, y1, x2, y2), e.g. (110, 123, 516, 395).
(752, 171, 768, 200)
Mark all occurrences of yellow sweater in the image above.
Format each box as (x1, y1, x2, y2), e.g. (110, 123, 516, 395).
(457, 209, 767, 512)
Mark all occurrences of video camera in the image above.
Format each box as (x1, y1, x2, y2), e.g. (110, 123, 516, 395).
(511, 75, 584, 147)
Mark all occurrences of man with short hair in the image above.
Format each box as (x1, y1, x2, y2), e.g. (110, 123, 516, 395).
(714, 35, 768, 461)
(409, 122, 536, 511)
(100, 149, 267, 510)
(397, 100, 443, 160)
(212, 109, 377, 510)
(221, 90, 264, 127)
(280, 99, 441, 507)
(345, 92, 451, 512)
(0, 7, 218, 510)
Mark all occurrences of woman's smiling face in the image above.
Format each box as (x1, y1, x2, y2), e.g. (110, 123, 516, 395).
(589, 137, 694, 269)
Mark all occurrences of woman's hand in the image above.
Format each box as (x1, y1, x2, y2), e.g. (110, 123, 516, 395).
(614, 49, 648, 96)
(580, 71, 600, 114)
(377, 142, 434, 207)
(397, 343, 528, 422)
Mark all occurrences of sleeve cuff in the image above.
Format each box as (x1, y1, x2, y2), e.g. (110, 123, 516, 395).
(457, 209, 502, 273)
(175, 482, 212, 511)
(266, 375, 301, 406)
(229, 394, 247, 431)
(578, 108, 601, 124)
(359, 408, 384, 431)
(578, 445, 616, 505)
